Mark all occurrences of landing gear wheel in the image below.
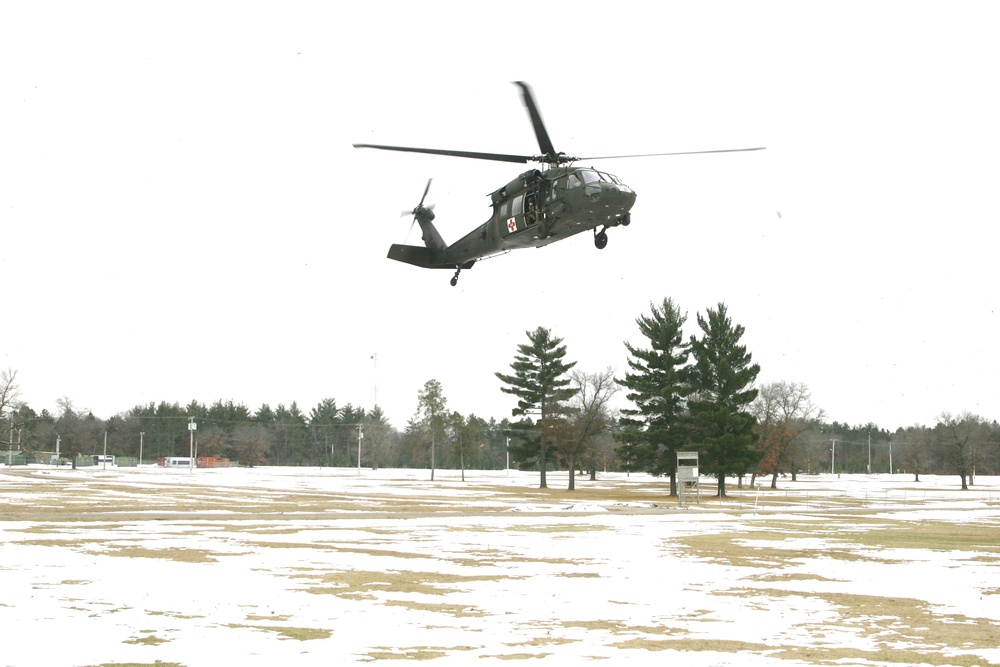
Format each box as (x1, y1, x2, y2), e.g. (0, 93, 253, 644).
(620, 212, 631, 227)
(594, 231, 609, 250)
(537, 220, 549, 239)
(450, 267, 461, 287)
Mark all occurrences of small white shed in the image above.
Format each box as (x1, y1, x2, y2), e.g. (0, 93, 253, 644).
(676, 451, 701, 506)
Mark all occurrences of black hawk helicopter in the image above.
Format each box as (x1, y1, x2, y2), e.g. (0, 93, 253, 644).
(354, 82, 763, 286)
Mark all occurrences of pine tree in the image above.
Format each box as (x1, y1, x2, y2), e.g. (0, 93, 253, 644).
(688, 303, 760, 497)
(616, 298, 692, 495)
(495, 327, 577, 488)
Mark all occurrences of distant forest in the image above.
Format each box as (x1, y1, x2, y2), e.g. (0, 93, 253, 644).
(4, 392, 998, 486)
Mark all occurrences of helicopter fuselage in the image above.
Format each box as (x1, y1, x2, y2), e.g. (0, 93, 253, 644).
(390, 166, 636, 272)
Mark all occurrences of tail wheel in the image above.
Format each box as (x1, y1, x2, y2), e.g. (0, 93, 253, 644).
(595, 231, 608, 249)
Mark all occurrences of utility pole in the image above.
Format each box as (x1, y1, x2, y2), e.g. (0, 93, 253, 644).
(103, 431, 108, 470)
(831, 439, 836, 475)
(357, 424, 363, 475)
(139, 432, 145, 467)
(867, 432, 872, 475)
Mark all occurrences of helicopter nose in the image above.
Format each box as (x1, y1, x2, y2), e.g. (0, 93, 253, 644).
(607, 182, 637, 211)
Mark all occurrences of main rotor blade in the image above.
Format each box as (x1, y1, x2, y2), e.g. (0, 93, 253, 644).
(513, 81, 557, 159)
(578, 147, 767, 160)
(354, 143, 531, 164)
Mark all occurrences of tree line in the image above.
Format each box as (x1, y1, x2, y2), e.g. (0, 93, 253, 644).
(3, 295, 998, 490)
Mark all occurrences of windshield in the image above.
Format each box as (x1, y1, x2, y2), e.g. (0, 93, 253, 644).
(579, 169, 623, 186)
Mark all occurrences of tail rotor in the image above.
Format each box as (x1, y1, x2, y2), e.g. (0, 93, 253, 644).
(401, 178, 436, 240)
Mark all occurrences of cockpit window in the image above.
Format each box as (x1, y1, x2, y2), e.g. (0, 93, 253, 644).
(565, 174, 582, 189)
(512, 194, 523, 216)
(580, 170, 600, 185)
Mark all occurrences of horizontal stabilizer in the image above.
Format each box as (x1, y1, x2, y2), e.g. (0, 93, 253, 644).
(387, 244, 446, 269)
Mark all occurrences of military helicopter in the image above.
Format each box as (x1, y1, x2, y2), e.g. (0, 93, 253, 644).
(354, 82, 763, 286)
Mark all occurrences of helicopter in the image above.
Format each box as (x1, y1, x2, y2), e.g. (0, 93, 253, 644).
(354, 82, 763, 286)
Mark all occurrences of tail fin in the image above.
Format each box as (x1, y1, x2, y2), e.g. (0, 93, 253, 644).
(413, 207, 447, 252)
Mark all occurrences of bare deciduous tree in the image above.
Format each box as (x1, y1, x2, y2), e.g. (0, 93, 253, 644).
(933, 411, 991, 489)
(751, 381, 824, 488)
(557, 368, 619, 490)
(2, 368, 22, 417)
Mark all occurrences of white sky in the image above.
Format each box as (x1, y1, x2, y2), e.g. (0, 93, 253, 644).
(3, 2, 998, 431)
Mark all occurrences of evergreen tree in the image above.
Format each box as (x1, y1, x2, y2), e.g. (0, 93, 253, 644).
(362, 406, 394, 469)
(616, 298, 691, 495)
(309, 398, 341, 465)
(495, 327, 577, 488)
(688, 303, 760, 497)
(415, 379, 448, 480)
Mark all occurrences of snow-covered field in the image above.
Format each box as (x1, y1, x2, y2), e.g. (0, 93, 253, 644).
(2, 466, 998, 666)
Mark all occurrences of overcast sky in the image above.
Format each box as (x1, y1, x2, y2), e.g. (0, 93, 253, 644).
(3, 2, 997, 432)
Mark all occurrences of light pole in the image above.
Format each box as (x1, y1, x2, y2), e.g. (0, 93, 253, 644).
(188, 418, 197, 471)
(139, 432, 145, 467)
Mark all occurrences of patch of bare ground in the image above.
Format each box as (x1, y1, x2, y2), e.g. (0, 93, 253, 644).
(16, 536, 224, 564)
(616, 637, 774, 654)
(844, 520, 1000, 553)
(383, 600, 486, 617)
(714, 588, 999, 662)
(294, 568, 514, 599)
(745, 572, 847, 583)
(498, 483, 670, 504)
(122, 634, 168, 646)
(670, 531, 823, 568)
(362, 647, 474, 661)
(672, 517, 1000, 569)
(225, 623, 331, 640)
(504, 635, 578, 647)
(503, 523, 607, 533)
(562, 620, 681, 636)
